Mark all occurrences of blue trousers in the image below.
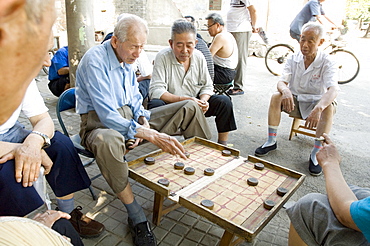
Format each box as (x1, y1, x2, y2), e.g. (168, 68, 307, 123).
(0, 124, 91, 216)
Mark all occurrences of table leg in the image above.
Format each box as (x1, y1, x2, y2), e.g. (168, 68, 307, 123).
(152, 192, 164, 226)
(219, 230, 234, 246)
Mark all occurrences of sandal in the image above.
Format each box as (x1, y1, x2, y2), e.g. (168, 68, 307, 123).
(227, 89, 244, 95)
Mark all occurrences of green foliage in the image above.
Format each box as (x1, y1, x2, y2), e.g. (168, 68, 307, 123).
(346, 0, 370, 20)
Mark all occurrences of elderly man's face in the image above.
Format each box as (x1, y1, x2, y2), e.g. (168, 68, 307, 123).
(299, 28, 324, 57)
(169, 32, 197, 64)
(111, 29, 146, 64)
(0, 0, 56, 124)
(207, 19, 219, 37)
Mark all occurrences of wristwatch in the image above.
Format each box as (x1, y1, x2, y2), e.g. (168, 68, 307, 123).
(30, 131, 51, 149)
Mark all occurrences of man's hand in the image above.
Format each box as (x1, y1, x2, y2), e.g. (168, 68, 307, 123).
(281, 88, 294, 112)
(305, 106, 322, 129)
(33, 210, 71, 228)
(188, 97, 209, 113)
(0, 144, 53, 187)
(150, 133, 187, 159)
(129, 116, 151, 150)
(316, 133, 341, 169)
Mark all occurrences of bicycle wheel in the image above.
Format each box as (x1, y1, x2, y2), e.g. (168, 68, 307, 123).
(265, 44, 294, 76)
(329, 49, 360, 84)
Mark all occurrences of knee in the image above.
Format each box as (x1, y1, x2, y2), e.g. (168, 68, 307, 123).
(148, 99, 166, 109)
(212, 95, 233, 108)
(91, 129, 125, 151)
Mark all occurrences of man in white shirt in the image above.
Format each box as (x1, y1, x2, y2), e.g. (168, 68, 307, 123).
(254, 22, 339, 176)
(226, 0, 258, 95)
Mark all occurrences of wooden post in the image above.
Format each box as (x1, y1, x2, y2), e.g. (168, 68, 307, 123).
(65, 0, 95, 87)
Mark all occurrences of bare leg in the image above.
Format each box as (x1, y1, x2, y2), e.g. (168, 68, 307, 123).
(116, 182, 134, 204)
(268, 92, 283, 126)
(218, 132, 229, 145)
(315, 104, 334, 137)
(288, 223, 308, 246)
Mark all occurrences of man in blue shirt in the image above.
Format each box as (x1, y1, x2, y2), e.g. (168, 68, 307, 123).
(290, 0, 337, 42)
(76, 14, 211, 246)
(48, 46, 70, 97)
(287, 134, 370, 245)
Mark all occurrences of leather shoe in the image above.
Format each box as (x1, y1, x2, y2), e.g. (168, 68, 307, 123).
(255, 142, 277, 157)
(128, 218, 157, 246)
(69, 206, 105, 238)
(309, 156, 322, 176)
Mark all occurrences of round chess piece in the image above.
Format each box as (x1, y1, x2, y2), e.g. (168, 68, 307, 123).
(144, 157, 155, 165)
(247, 177, 259, 186)
(221, 150, 231, 156)
(254, 162, 265, 170)
(204, 168, 215, 176)
(277, 187, 288, 197)
(263, 200, 275, 210)
(174, 162, 185, 170)
(184, 167, 195, 175)
(184, 152, 190, 158)
(158, 178, 170, 187)
(201, 200, 214, 210)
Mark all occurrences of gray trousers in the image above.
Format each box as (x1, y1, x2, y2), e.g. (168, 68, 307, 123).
(80, 100, 211, 194)
(231, 31, 252, 91)
(286, 185, 370, 246)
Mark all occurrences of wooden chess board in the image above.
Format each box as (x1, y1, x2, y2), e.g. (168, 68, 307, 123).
(128, 137, 305, 244)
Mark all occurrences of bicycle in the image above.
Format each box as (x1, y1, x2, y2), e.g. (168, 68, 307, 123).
(264, 29, 360, 84)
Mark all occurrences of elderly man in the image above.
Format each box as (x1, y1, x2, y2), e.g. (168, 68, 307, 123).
(149, 19, 237, 145)
(287, 134, 370, 245)
(206, 13, 238, 85)
(0, 0, 55, 125)
(255, 22, 339, 176)
(76, 14, 210, 246)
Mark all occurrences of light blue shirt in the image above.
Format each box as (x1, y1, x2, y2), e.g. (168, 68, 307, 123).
(290, 0, 325, 35)
(75, 41, 150, 140)
(350, 197, 370, 242)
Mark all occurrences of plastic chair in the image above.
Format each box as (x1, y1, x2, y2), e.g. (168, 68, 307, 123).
(56, 88, 99, 200)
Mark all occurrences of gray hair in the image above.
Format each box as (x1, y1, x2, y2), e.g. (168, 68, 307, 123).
(205, 13, 224, 26)
(171, 19, 196, 40)
(114, 14, 148, 42)
(25, 0, 53, 24)
(301, 22, 325, 39)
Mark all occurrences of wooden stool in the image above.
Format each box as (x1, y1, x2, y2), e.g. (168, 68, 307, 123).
(289, 117, 316, 140)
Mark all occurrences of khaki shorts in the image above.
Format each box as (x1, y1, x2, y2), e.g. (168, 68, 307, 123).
(283, 96, 337, 119)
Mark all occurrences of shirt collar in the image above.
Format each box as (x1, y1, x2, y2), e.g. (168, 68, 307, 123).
(104, 41, 122, 71)
(295, 50, 324, 69)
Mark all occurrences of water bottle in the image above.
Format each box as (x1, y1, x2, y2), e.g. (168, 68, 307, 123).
(258, 27, 269, 45)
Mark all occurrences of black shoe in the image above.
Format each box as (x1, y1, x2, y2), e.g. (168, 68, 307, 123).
(128, 218, 157, 246)
(255, 142, 277, 157)
(309, 156, 322, 176)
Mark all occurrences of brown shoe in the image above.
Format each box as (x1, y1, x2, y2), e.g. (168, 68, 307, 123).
(69, 206, 105, 238)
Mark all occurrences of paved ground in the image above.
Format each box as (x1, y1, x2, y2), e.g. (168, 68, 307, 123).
(24, 31, 370, 246)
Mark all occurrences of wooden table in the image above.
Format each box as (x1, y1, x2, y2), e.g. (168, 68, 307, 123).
(128, 137, 305, 245)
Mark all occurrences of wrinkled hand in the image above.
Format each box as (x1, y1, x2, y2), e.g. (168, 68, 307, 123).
(316, 133, 341, 168)
(198, 100, 209, 113)
(0, 145, 53, 187)
(129, 117, 151, 150)
(305, 107, 321, 129)
(151, 133, 186, 159)
(33, 210, 71, 228)
(281, 88, 294, 112)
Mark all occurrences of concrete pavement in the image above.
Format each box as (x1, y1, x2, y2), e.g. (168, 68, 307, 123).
(27, 32, 370, 246)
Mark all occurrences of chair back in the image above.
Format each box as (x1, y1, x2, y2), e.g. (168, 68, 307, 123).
(56, 88, 76, 136)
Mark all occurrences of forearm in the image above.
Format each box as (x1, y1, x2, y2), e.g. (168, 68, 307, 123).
(199, 94, 210, 102)
(277, 81, 289, 94)
(314, 87, 338, 112)
(248, 6, 257, 27)
(57, 67, 69, 76)
(0, 142, 21, 156)
(160, 92, 193, 104)
(137, 74, 151, 82)
(323, 165, 359, 230)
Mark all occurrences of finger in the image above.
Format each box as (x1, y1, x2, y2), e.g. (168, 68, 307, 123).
(322, 133, 332, 144)
(0, 152, 15, 164)
(41, 151, 53, 175)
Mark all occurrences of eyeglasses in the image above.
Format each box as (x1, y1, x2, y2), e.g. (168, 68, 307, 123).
(206, 23, 216, 29)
